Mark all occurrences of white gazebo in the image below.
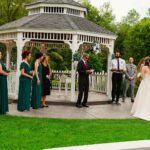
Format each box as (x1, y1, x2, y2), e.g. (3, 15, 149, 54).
(0, 0, 117, 101)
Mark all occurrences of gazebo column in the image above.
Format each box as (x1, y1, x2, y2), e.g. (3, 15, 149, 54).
(107, 40, 115, 100)
(65, 35, 83, 102)
(6, 41, 14, 69)
(6, 48, 10, 69)
(15, 33, 29, 99)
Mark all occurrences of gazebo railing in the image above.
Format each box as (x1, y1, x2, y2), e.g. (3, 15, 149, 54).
(7, 71, 17, 99)
(7, 70, 107, 98)
(51, 70, 107, 93)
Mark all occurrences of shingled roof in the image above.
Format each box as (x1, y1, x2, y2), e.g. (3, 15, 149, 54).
(25, 0, 86, 8)
(0, 14, 115, 36)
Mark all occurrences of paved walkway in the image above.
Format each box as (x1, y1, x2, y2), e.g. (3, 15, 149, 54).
(8, 90, 134, 119)
(45, 140, 150, 150)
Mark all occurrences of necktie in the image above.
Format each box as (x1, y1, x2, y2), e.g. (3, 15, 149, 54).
(85, 62, 88, 69)
(117, 59, 120, 70)
(130, 65, 132, 76)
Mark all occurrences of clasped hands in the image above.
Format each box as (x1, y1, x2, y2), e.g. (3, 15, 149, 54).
(111, 69, 124, 72)
(129, 76, 134, 80)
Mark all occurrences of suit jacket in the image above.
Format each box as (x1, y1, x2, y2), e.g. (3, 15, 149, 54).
(77, 60, 90, 87)
(125, 64, 136, 83)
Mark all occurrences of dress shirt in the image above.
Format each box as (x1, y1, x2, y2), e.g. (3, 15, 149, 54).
(110, 58, 126, 72)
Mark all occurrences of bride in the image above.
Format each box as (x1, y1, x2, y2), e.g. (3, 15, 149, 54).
(131, 57, 150, 120)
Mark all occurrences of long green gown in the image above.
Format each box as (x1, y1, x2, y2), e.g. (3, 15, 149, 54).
(31, 63, 42, 109)
(17, 62, 32, 111)
(0, 63, 9, 115)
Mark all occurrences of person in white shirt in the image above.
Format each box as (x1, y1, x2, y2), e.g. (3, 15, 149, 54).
(110, 51, 126, 104)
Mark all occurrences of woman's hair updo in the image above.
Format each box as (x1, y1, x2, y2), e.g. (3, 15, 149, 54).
(145, 57, 150, 67)
(35, 52, 43, 59)
(22, 50, 31, 59)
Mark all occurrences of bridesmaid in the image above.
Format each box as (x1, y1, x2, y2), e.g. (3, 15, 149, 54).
(31, 52, 43, 109)
(0, 51, 9, 115)
(41, 56, 52, 107)
(17, 50, 33, 111)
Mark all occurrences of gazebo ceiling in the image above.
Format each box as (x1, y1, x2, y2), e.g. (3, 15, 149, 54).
(0, 13, 115, 36)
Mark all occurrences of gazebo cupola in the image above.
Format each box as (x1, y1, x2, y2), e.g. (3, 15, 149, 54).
(25, 0, 87, 17)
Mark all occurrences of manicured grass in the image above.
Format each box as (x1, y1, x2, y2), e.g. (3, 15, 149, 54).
(0, 116, 150, 150)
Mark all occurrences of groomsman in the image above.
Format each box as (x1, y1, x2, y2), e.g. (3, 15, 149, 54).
(110, 51, 126, 104)
(122, 57, 136, 102)
(76, 53, 92, 108)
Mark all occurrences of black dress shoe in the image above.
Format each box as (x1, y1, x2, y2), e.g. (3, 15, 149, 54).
(76, 104, 82, 108)
(122, 98, 125, 102)
(111, 99, 115, 103)
(131, 99, 134, 103)
(82, 104, 89, 107)
(116, 101, 121, 105)
(41, 105, 49, 108)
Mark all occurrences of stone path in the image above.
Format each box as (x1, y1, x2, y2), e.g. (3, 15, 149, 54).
(8, 90, 134, 119)
(44, 140, 150, 150)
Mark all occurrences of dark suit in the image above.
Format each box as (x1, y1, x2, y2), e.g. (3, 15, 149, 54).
(77, 60, 90, 105)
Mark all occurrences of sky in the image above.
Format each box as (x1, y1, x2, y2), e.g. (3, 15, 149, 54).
(89, 0, 150, 22)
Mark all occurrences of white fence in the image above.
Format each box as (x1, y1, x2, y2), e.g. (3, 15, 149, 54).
(51, 70, 107, 93)
(7, 70, 107, 98)
(7, 71, 17, 99)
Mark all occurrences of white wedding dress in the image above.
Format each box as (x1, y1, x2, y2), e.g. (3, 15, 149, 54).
(131, 73, 150, 120)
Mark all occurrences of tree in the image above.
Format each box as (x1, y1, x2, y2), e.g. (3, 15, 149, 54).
(82, 0, 101, 26)
(47, 48, 72, 70)
(115, 9, 140, 55)
(114, 23, 131, 55)
(81, 0, 116, 32)
(122, 9, 140, 26)
(86, 46, 108, 72)
(146, 8, 150, 17)
(124, 18, 150, 64)
(0, 43, 6, 63)
(98, 2, 116, 32)
(0, 0, 33, 25)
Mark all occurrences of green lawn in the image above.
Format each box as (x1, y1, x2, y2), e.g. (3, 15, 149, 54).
(0, 116, 150, 150)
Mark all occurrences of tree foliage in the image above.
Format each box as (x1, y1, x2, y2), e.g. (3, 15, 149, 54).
(122, 9, 140, 26)
(82, 0, 116, 32)
(123, 18, 150, 64)
(47, 48, 72, 70)
(114, 23, 131, 55)
(146, 8, 150, 17)
(0, 0, 33, 25)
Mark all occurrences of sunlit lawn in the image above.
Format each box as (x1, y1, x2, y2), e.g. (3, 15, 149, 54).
(0, 116, 150, 150)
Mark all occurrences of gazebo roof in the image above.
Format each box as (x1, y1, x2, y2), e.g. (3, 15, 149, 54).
(25, 0, 86, 8)
(0, 13, 115, 36)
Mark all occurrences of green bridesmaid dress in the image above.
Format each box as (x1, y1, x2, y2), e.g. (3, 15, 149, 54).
(31, 63, 42, 109)
(17, 62, 32, 111)
(0, 63, 9, 115)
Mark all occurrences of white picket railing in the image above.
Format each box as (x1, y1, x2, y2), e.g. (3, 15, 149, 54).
(51, 70, 107, 93)
(7, 71, 17, 99)
(7, 70, 108, 98)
